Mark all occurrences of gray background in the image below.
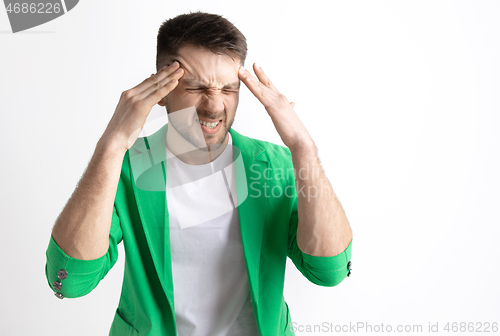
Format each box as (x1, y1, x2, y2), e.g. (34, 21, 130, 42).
(1, 0, 499, 335)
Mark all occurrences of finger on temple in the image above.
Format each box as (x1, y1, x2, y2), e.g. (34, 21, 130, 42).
(130, 63, 180, 96)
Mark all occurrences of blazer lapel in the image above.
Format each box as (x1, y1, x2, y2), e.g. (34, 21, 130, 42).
(128, 124, 269, 319)
(229, 128, 269, 307)
(129, 123, 175, 317)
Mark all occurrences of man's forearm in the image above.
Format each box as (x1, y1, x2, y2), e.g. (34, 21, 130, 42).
(291, 140, 353, 257)
(51, 136, 126, 260)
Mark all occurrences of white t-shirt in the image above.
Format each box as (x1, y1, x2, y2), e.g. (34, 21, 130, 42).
(166, 132, 259, 336)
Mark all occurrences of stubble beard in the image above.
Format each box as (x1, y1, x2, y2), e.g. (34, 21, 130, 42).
(165, 99, 235, 152)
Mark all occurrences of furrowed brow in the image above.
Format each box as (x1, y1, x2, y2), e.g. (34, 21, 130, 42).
(183, 78, 204, 86)
(223, 82, 240, 89)
(183, 78, 240, 89)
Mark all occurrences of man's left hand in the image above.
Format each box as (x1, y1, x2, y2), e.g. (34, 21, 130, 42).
(238, 63, 315, 152)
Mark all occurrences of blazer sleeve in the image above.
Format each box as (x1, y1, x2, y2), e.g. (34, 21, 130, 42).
(45, 203, 123, 299)
(287, 186, 353, 287)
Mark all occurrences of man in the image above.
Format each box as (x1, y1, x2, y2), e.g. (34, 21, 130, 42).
(45, 11, 353, 336)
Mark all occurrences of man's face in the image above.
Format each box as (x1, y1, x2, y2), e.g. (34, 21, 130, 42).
(159, 44, 241, 151)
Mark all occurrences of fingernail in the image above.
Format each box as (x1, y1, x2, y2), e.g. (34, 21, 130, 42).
(255, 63, 260, 69)
(239, 67, 246, 75)
(171, 61, 178, 67)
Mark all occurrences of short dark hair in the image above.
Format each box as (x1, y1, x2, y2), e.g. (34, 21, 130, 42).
(156, 11, 247, 71)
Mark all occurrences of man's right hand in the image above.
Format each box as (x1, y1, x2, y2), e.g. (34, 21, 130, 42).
(101, 61, 184, 151)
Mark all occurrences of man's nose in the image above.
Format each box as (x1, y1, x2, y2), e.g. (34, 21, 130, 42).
(202, 90, 225, 115)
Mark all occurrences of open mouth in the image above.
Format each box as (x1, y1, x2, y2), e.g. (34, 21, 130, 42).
(196, 118, 223, 134)
(197, 119, 220, 129)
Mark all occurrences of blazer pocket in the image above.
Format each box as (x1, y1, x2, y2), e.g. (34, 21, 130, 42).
(109, 309, 139, 336)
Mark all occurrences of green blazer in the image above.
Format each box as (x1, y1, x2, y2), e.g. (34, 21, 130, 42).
(45, 124, 353, 336)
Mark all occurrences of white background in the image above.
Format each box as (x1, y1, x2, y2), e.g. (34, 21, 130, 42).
(1, 1, 499, 335)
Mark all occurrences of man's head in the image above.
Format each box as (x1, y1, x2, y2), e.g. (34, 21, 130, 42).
(156, 12, 247, 151)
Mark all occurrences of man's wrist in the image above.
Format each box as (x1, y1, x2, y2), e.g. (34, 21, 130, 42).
(289, 135, 316, 156)
(96, 133, 128, 157)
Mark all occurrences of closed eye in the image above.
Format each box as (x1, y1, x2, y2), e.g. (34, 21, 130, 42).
(185, 88, 239, 93)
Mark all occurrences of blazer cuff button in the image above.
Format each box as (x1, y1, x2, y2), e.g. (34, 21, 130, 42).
(57, 269, 68, 280)
(53, 281, 62, 291)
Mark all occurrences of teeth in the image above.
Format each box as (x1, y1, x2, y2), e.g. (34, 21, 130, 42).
(198, 120, 220, 129)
